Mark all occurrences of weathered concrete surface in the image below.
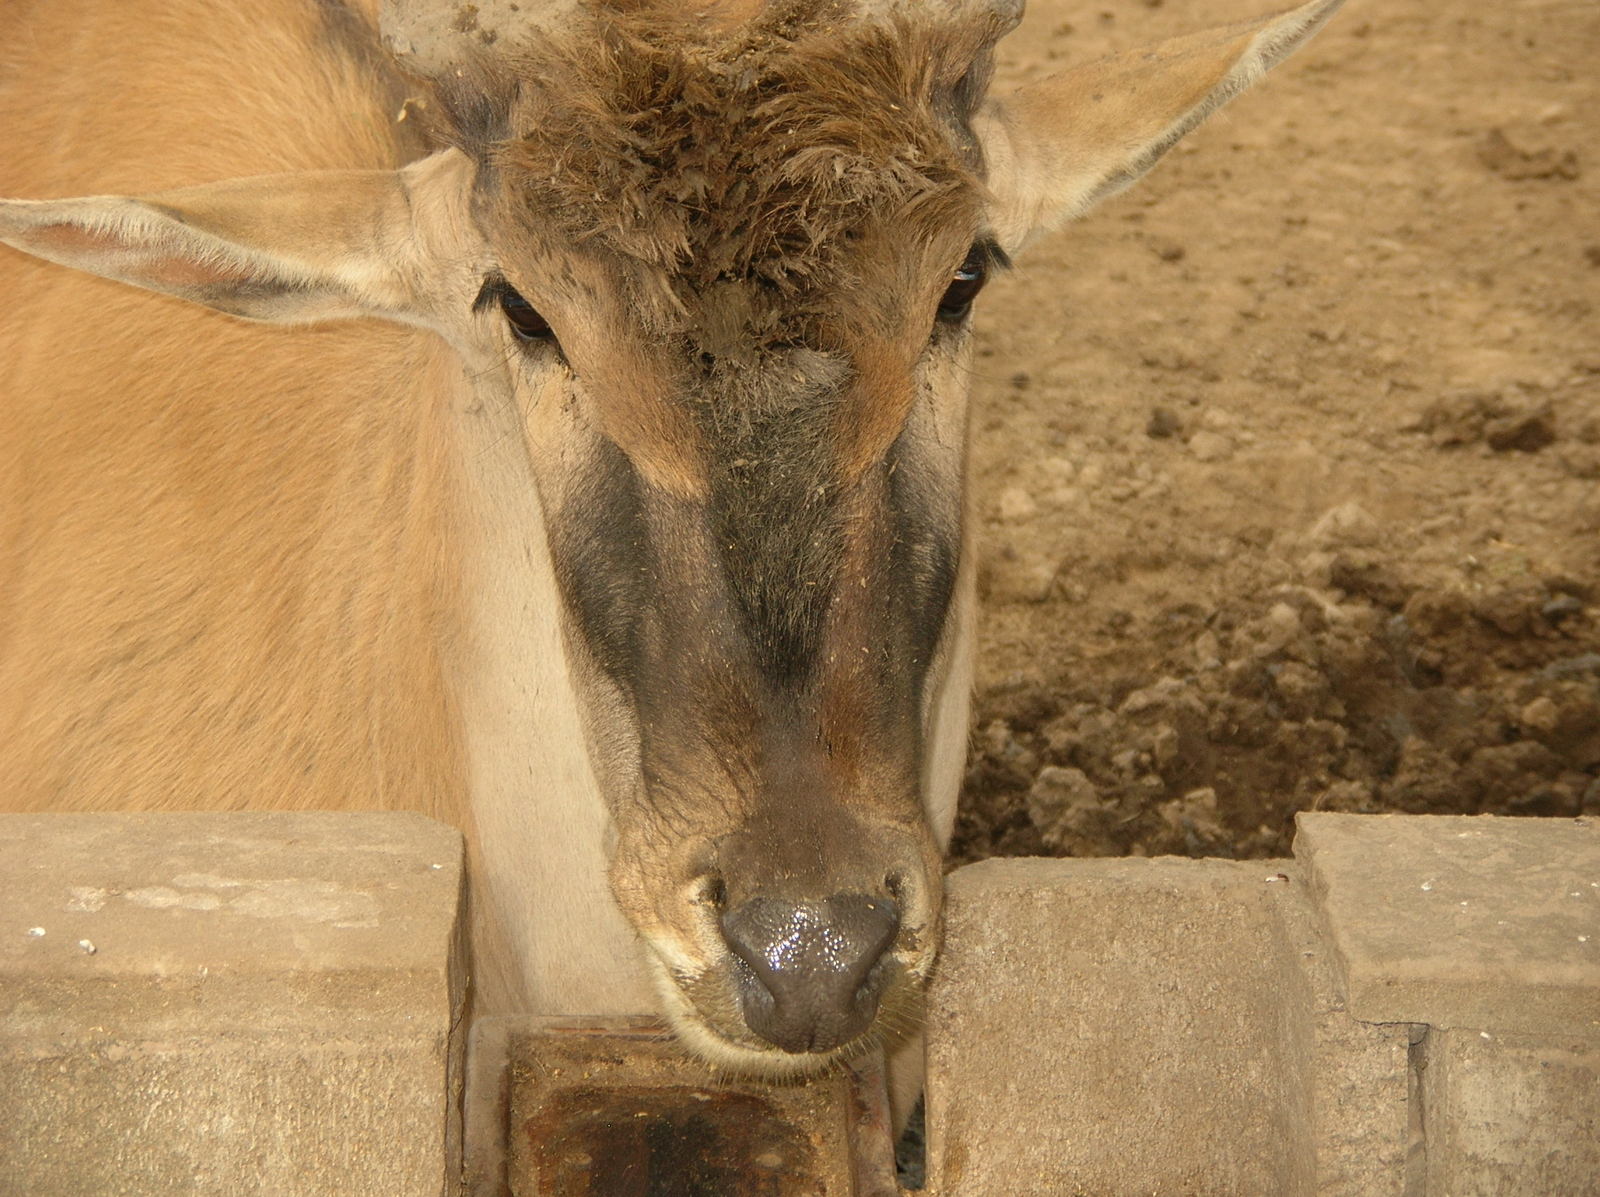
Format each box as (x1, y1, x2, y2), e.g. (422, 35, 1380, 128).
(1418, 1027, 1600, 1197)
(1296, 812, 1600, 1034)
(1268, 873, 1412, 1197)
(464, 1015, 897, 1196)
(924, 857, 1409, 1196)
(0, 812, 467, 1197)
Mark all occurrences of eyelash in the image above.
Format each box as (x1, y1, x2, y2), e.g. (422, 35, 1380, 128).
(474, 276, 556, 344)
(937, 242, 1002, 324)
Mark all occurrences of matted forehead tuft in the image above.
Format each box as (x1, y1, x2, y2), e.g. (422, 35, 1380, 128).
(460, 1, 1002, 308)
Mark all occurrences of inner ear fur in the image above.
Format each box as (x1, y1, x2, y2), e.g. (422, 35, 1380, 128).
(977, 0, 1344, 249)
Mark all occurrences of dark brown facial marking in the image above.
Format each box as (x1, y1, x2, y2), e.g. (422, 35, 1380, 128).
(485, 5, 992, 707)
(548, 438, 651, 689)
(701, 353, 852, 684)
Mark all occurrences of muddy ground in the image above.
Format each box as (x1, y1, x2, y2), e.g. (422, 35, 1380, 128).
(954, 0, 1600, 865)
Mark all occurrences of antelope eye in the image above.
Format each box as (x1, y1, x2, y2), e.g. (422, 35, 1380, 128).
(499, 286, 554, 342)
(937, 246, 989, 322)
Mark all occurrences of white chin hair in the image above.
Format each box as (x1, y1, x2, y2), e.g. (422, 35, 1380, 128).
(646, 956, 852, 1079)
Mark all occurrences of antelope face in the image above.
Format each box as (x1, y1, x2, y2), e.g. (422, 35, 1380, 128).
(452, 10, 1004, 1071)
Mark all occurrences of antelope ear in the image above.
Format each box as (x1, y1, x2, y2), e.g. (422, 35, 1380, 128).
(0, 148, 473, 326)
(978, 0, 1343, 249)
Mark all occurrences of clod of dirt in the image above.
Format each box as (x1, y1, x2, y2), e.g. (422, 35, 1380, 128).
(1027, 766, 1125, 854)
(1148, 237, 1186, 262)
(1328, 554, 1410, 610)
(1188, 430, 1233, 462)
(1477, 128, 1580, 181)
(1543, 595, 1586, 624)
(981, 546, 1058, 604)
(1519, 696, 1560, 733)
(975, 719, 1039, 789)
(1309, 502, 1383, 549)
(1407, 390, 1557, 452)
(1484, 408, 1558, 453)
(1157, 787, 1230, 855)
(1514, 681, 1600, 769)
(1028, 765, 1098, 814)
(1471, 586, 1554, 638)
(1407, 390, 1497, 446)
(1146, 406, 1183, 439)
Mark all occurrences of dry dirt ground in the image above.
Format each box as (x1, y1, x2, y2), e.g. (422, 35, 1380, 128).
(954, 0, 1600, 865)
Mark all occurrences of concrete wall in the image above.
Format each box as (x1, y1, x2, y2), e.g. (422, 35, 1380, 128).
(922, 856, 1411, 1196)
(924, 813, 1599, 1196)
(0, 813, 467, 1197)
(2, 811, 1593, 1195)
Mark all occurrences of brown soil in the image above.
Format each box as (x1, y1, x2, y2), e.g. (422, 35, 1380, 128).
(955, 0, 1600, 865)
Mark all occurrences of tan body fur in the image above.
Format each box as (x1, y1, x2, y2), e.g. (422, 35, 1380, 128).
(0, 0, 449, 815)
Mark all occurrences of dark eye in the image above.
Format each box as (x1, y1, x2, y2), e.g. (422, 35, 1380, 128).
(499, 286, 554, 342)
(937, 246, 989, 322)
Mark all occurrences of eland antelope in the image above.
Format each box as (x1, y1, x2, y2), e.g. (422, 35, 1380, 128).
(0, 0, 1343, 1099)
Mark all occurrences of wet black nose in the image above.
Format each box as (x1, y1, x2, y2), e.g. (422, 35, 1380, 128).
(719, 893, 900, 1054)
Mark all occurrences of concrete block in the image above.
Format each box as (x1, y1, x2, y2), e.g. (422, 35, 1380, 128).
(924, 857, 1410, 1196)
(1418, 1027, 1600, 1197)
(1295, 812, 1600, 1033)
(463, 1015, 898, 1196)
(0, 812, 467, 1197)
(1268, 872, 1412, 1197)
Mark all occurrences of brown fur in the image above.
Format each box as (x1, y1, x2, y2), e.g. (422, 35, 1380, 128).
(421, 2, 1009, 502)
(444, 1, 1007, 690)
(483, 4, 997, 312)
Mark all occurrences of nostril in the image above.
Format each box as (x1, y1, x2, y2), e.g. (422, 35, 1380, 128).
(849, 900, 900, 1004)
(852, 896, 900, 979)
(884, 871, 905, 901)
